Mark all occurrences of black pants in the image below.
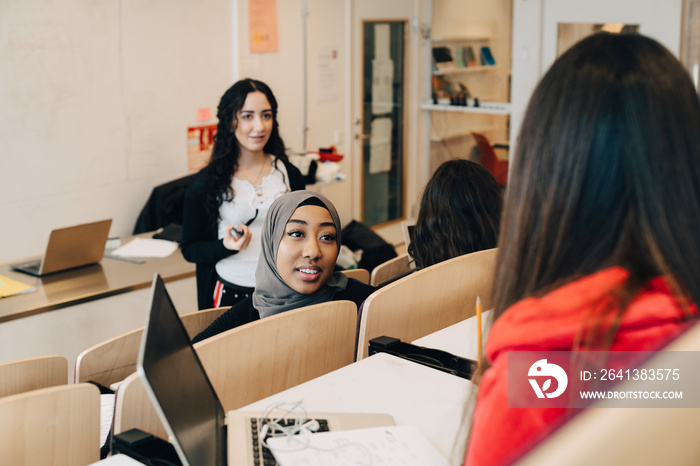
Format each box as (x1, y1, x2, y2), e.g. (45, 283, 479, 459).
(212, 276, 254, 307)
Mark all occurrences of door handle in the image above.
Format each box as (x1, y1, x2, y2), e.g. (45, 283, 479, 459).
(354, 133, 370, 140)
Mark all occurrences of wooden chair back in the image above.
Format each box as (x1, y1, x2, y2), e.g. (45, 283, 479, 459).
(0, 355, 68, 398)
(113, 301, 357, 439)
(196, 300, 357, 410)
(517, 320, 700, 465)
(113, 371, 169, 440)
(357, 248, 498, 359)
(340, 268, 370, 284)
(370, 252, 412, 287)
(0, 383, 100, 465)
(75, 306, 228, 386)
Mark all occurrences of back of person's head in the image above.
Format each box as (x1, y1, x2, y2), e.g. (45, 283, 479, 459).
(409, 159, 502, 269)
(494, 32, 700, 321)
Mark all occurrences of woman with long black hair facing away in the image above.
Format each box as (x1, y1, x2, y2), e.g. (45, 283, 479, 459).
(408, 159, 502, 270)
(466, 33, 700, 465)
(182, 79, 305, 309)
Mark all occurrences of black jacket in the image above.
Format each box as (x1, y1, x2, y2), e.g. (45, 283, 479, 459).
(181, 159, 305, 309)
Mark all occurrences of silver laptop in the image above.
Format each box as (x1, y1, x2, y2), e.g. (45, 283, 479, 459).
(11, 219, 112, 277)
(137, 274, 394, 466)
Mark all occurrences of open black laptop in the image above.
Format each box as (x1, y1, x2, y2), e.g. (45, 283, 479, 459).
(11, 219, 112, 276)
(137, 274, 394, 466)
(401, 220, 417, 271)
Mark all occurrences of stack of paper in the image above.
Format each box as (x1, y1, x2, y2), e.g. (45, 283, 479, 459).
(110, 238, 179, 258)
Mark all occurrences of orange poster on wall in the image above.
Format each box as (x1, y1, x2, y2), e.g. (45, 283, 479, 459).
(187, 124, 217, 172)
(249, 0, 279, 53)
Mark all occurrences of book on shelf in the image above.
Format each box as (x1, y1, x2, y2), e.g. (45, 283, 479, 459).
(465, 46, 477, 67)
(432, 46, 453, 64)
(480, 46, 496, 66)
(455, 46, 466, 67)
(0, 274, 36, 298)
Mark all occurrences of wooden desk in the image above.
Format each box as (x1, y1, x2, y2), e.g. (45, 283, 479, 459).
(412, 309, 492, 360)
(0, 236, 196, 378)
(239, 353, 474, 465)
(0, 240, 195, 323)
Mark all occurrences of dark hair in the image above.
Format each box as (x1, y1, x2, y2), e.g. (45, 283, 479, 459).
(203, 79, 288, 219)
(493, 33, 700, 344)
(409, 159, 502, 269)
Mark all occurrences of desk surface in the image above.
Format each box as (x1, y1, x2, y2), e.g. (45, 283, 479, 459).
(240, 353, 474, 465)
(0, 236, 195, 323)
(412, 309, 492, 360)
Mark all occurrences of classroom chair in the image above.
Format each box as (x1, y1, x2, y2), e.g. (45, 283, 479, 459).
(112, 371, 169, 440)
(196, 300, 358, 410)
(356, 248, 498, 360)
(369, 252, 412, 287)
(0, 355, 68, 398)
(75, 306, 228, 387)
(340, 268, 370, 284)
(113, 300, 358, 440)
(0, 383, 100, 465)
(470, 131, 509, 187)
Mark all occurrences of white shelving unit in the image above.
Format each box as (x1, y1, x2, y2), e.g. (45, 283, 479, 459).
(421, 101, 511, 115)
(424, 0, 513, 175)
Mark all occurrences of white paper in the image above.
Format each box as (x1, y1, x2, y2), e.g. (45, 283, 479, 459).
(317, 45, 340, 103)
(89, 453, 147, 465)
(100, 393, 116, 448)
(268, 425, 450, 466)
(110, 237, 178, 258)
(371, 24, 394, 115)
(369, 117, 392, 174)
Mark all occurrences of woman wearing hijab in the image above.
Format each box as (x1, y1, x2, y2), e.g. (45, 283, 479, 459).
(192, 191, 376, 343)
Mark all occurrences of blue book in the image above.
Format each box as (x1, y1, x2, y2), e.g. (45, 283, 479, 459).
(480, 46, 496, 66)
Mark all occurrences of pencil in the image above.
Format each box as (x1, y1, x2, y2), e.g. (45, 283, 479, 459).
(476, 296, 483, 363)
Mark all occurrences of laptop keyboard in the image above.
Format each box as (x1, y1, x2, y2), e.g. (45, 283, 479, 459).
(251, 417, 329, 466)
(14, 261, 40, 275)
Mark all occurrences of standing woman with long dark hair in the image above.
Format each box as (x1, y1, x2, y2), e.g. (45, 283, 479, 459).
(182, 79, 305, 309)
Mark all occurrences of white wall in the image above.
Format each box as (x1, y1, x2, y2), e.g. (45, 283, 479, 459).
(0, 0, 429, 264)
(233, 0, 355, 225)
(510, 0, 683, 152)
(0, 0, 234, 263)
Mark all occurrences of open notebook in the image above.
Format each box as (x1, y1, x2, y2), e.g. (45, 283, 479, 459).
(11, 219, 112, 276)
(137, 274, 394, 466)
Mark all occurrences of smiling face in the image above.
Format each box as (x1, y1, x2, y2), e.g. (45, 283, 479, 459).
(276, 205, 338, 294)
(233, 91, 273, 157)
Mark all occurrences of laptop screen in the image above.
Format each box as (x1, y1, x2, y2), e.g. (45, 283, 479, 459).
(401, 220, 417, 270)
(137, 274, 226, 466)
